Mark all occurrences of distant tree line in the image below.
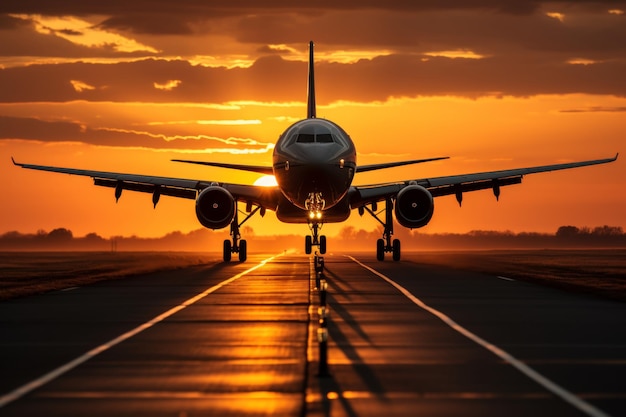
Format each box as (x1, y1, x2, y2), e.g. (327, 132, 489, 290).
(0, 225, 625, 251)
(556, 225, 623, 237)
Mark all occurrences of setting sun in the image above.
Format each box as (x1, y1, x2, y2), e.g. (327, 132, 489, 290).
(253, 175, 278, 187)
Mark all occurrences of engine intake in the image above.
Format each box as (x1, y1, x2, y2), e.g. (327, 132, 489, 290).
(394, 184, 434, 229)
(195, 186, 236, 229)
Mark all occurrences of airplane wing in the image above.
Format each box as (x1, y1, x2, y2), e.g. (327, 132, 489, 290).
(171, 159, 274, 175)
(171, 156, 449, 175)
(357, 156, 449, 173)
(350, 154, 619, 207)
(11, 158, 281, 210)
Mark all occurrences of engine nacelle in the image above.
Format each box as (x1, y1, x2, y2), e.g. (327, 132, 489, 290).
(195, 186, 236, 229)
(394, 184, 434, 229)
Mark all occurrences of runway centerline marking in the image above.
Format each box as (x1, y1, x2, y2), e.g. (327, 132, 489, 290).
(348, 256, 611, 417)
(0, 254, 281, 409)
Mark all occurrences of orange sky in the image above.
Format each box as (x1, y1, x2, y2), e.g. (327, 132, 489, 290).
(1, 2, 624, 240)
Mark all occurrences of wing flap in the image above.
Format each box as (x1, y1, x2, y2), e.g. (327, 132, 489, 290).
(93, 178, 197, 199)
(429, 176, 522, 198)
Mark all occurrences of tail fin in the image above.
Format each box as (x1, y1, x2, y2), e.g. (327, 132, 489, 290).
(307, 41, 316, 119)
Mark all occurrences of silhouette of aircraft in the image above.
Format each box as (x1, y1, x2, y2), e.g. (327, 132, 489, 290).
(13, 42, 618, 262)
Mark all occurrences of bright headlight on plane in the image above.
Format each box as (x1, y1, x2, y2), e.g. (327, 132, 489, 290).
(309, 211, 315, 219)
(316, 211, 322, 219)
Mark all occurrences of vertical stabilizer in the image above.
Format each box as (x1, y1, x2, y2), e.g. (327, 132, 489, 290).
(307, 41, 316, 119)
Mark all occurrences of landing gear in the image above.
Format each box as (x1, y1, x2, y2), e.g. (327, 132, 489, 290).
(364, 197, 401, 261)
(305, 222, 326, 254)
(223, 201, 262, 262)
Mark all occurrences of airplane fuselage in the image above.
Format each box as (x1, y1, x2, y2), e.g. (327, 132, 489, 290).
(272, 118, 356, 221)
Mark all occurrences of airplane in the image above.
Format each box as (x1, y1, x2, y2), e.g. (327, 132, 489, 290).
(13, 41, 618, 262)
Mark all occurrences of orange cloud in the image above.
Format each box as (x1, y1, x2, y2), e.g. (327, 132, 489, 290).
(153, 79, 181, 91)
(70, 79, 96, 92)
(11, 14, 159, 53)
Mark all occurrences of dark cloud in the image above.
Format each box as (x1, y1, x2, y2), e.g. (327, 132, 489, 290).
(97, 14, 196, 35)
(232, 9, 626, 58)
(0, 13, 29, 30)
(2, 1, 619, 36)
(1, 54, 624, 105)
(0, 15, 156, 58)
(0, 1, 546, 16)
(55, 28, 83, 36)
(0, 115, 270, 150)
(1, 2, 624, 99)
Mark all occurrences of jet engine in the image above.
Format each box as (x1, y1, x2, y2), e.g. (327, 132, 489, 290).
(394, 184, 434, 229)
(195, 186, 236, 229)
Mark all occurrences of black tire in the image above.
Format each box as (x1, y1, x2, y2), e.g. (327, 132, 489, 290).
(392, 239, 401, 261)
(239, 239, 247, 262)
(376, 239, 385, 261)
(319, 235, 327, 254)
(223, 239, 232, 262)
(305, 235, 313, 254)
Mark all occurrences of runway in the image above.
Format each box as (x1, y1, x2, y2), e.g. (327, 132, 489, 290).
(0, 253, 624, 416)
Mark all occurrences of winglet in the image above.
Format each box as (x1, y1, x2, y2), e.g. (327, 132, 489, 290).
(307, 41, 316, 119)
(11, 157, 19, 166)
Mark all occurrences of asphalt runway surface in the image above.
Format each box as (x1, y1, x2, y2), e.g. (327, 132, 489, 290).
(1, 253, 624, 416)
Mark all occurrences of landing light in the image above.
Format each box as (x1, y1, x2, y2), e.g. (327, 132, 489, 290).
(309, 211, 323, 220)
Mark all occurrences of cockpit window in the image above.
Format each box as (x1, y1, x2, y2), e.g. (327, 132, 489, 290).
(316, 133, 334, 143)
(295, 133, 335, 143)
(296, 133, 315, 143)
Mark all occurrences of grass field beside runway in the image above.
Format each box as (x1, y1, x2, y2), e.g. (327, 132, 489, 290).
(405, 249, 626, 301)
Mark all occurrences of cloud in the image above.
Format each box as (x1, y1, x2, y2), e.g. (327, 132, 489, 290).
(559, 106, 626, 113)
(1, 53, 625, 105)
(70, 79, 96, 92)
(153, 79, 181, 91)
(0, 115, 274, 152)
(1, 3, 625, 100)
(0, 15, 158, 63)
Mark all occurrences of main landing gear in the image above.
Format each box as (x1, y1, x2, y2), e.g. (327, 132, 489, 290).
(305, 222, 327, 255)
(361, 197, 401, 261)
(223, 202, 263, 263)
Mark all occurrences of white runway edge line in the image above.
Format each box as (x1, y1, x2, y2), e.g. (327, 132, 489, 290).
(348, 256, 612, 417)
(0, 254, 281, 409)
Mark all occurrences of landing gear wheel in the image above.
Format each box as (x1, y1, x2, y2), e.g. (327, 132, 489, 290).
(223, 239, 232, 262)
(305, 235, 313, 254)
(392, 239, 401, 261)
(319, 235, 327, 254)
(238, 239, 247, 262)
(376, 239, 385, 261)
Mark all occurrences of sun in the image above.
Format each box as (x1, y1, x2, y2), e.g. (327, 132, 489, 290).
(253, 175, 278, 187)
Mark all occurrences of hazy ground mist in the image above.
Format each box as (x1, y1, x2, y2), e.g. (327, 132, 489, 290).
(1, 225, 624, 252)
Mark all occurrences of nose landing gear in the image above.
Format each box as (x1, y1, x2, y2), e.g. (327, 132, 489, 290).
(305, 222, 326, 254)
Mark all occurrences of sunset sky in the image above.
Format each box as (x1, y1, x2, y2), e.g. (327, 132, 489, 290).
(1, 1, 624, 241)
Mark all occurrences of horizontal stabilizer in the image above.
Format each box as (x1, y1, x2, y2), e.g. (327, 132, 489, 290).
(172, 159, 274, 175)
(357, 156, 449, 173)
